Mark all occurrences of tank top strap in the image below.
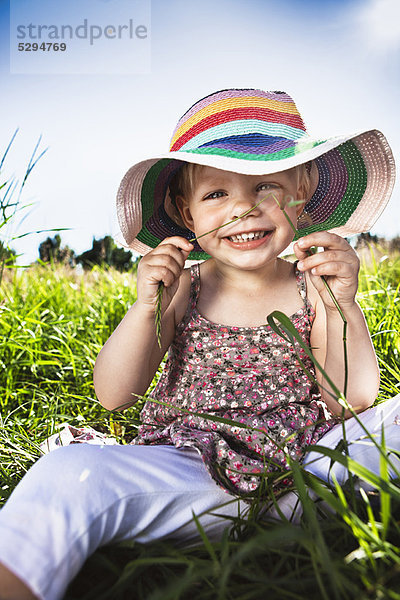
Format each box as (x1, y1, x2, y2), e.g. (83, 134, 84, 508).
(189, 263, 201, 308)
(294, 260, 314, 318)
(176, 263, 201, 333)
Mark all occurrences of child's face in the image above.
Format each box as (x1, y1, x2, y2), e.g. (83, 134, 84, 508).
(177, 165, 306, 271)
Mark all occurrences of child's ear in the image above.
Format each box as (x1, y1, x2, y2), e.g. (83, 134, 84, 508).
(175, 195, 195, 231)
(295, 197, 306, 218)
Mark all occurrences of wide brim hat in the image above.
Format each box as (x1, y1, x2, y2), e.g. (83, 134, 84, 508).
(117, 88, 396, 261)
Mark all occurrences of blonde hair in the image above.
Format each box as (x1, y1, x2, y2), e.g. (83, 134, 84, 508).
(295, 162, 312, 203)
(168, 163, 204, 204)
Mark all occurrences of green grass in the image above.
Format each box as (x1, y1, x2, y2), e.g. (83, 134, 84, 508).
(357, 251, 400, 401)
(1, 251, 400, 599)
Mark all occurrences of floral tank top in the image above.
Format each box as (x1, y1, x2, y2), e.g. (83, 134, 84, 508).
(133, 263, 336, 497)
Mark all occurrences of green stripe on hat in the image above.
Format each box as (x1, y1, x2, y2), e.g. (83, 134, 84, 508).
(136, 160, 170, 249)
(136, 226, 164, 250)
(141, 159, 171, 223)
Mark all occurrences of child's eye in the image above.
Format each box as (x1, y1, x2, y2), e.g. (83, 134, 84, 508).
(204, 191, 225, 200)
(257, 183, 277, 192)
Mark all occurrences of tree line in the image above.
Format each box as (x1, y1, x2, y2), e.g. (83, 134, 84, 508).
(1, 235, 136, 272)
(38, 234, 136, 271)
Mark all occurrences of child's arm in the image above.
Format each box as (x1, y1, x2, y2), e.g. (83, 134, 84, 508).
(294, 232, 379, 417)
(93, 237, 193, 411)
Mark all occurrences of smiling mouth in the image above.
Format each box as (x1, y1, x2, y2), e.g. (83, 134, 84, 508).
(227, 230, 269, 243)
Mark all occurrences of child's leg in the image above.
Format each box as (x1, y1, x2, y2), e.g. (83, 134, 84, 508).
(0, 444, 244, 600)
(304, 394, 400, 484)
(0, 562, 36, 600)
(265, 395, 400, 525)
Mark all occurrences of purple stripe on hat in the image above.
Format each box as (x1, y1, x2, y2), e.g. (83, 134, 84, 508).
(200, 138, 296, 155)
(152, 161, 178, 211)
(304, 157, 331, 214)
(312, 155, 348, 223)
(183, 90, 294, 119)
(301, 150, 349, 227)
(148, 207, 201, 251)
(200, 133, 289, 148)
(171, 89, 295, 140)
(146, 164, 178, 233)
(148, 205, 179, 237)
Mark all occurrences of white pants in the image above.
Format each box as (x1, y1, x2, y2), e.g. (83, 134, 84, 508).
(1, 394, 400, 600)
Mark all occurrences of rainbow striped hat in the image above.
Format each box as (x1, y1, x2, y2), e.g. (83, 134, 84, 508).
(117, 88, 395, 260)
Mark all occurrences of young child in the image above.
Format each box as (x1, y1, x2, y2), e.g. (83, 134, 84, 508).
(0, 88, 399, 600)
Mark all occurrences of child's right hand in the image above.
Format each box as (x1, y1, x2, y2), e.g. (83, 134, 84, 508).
(136, 237, 194, 316)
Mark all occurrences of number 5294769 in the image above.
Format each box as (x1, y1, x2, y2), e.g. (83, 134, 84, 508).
(18, 42, 67, 51)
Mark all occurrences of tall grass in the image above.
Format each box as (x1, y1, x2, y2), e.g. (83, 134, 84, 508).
(1, 250, 400, 599)
(358, 250, 400, 401)
(0, 265, 142, 500)
(0, 130, 48, 275)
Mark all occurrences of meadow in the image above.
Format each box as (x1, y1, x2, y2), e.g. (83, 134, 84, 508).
(1, 250, 400, 599)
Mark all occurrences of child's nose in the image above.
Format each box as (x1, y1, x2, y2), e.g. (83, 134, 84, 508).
(231, 193, 261, 219)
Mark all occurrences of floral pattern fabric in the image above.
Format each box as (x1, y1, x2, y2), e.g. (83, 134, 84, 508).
(133, 263, 337, 497)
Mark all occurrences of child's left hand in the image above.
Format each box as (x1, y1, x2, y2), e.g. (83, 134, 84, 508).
(293, 232, 360, 311)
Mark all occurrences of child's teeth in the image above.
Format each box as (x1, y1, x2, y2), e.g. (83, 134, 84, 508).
(229, 231, 266, 242)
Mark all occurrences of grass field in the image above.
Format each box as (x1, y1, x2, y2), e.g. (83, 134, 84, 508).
(1, 250, 400, 599)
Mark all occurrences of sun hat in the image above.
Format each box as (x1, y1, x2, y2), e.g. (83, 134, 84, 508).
(117, 88, 396, 261)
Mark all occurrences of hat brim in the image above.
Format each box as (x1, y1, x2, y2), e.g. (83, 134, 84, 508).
(117, 129, 395, 260)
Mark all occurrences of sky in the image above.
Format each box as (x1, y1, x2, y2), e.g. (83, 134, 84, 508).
(1, 0, 400, 264)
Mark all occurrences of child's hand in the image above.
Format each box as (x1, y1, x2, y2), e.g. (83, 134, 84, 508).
(136, 236, 194, 315)
(293, 232, 360, 311)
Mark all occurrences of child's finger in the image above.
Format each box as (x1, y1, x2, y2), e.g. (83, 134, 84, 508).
(303, 260, 355, 279)
(297, 249, 358, 273)
(143, 253, 187, 284)
(143, 237, 194, 274)
(149, 245, 189, 270)
(148, 264, 181, 288)
(296, 231, 349, 252)
(158, 236, 194, 253)
(293, 243, 310, 261)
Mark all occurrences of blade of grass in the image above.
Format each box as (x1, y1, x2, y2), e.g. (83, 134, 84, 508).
(379, 422, 391, 540)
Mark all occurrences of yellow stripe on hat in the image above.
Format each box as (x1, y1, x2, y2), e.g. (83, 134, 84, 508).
(170, 96, 300, 149)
